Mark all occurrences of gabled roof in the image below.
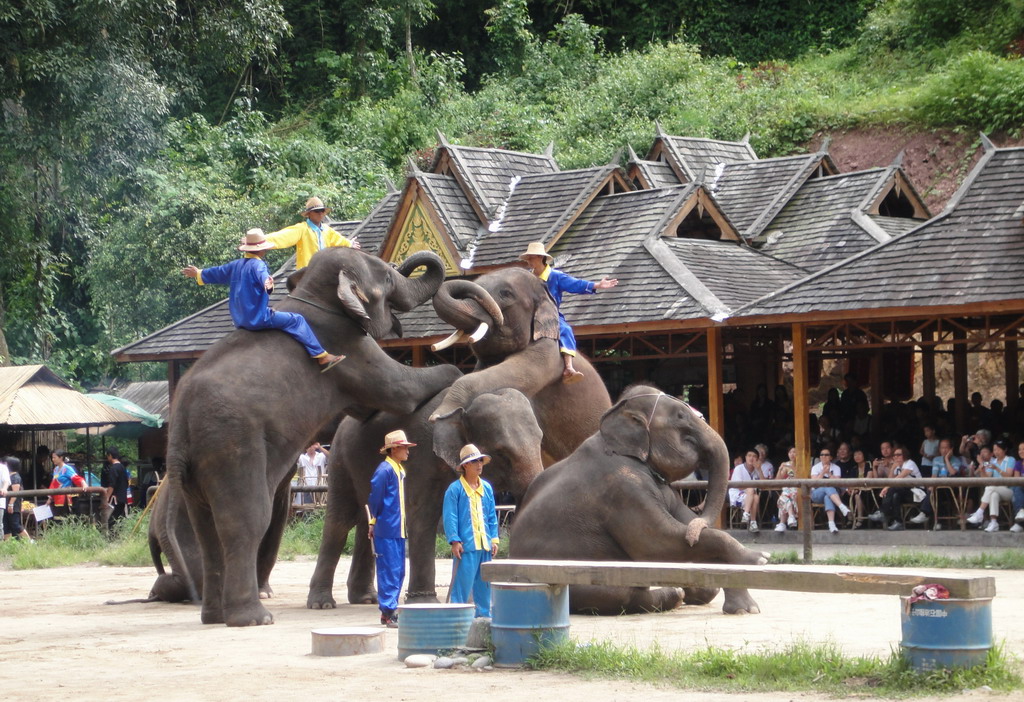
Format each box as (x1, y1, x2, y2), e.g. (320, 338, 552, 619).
(707, 151, 837, 240)
(625, 145, 684, 189)
(755, 167, 929, 272)
(467, 166, 627, 269)
(415, 172, 483, 253)
(0, 365, 140, 429)
(735, 145, 1024, 319)
(431, 138, 559, 220)
(350, 192, 399, 255)
(112, 256, 300, 361)
(114, 381, 171, 421)
(647, 132, 757, 182)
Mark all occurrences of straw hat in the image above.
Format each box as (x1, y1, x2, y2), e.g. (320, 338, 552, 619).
(458, 444, 491, 467)
(238, 228, 274, 252)
(518, 241, 552, 262)
(301, 196, 331, 215)
(380, 430, 417, 454)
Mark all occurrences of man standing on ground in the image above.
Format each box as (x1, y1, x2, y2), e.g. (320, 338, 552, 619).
(297, 443, 328, 506)
(443, 444, 500, 617)
(101, 448, 130, 529)
(368, 430, 416, 628)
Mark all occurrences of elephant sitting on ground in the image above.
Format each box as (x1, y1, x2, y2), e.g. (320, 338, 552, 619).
(509, 384, 769, 615)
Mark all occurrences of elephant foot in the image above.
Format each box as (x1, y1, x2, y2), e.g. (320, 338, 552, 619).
(259, 583, 274, 600)
(721, 587, 761, 615)
(346, 587, 377, 605)
(308, 589, 338, 609)
(682, 586, 720, 606)
(404, 591, 439, 604)
(224, 602, 275, 627)
(200, 603, 225, 625)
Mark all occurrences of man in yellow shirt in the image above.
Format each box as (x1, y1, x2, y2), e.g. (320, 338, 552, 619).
(265, 197, 360, 269)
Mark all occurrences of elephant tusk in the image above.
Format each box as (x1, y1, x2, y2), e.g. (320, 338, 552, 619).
(430, 330, 468, 352)
(468, 322, 489, 342)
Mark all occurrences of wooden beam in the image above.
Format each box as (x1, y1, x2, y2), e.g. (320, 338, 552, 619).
(411, 345, 426, 368)
(167, 360, 182, 407)
(706, 328, 724, 436)
(1005, 339, 1019, 412)
(953, 329, 968, 432)
(481, 560, 996, 599)
(869, 352, 883, 442)
(921, 328, 936, 403)
(730, 300, 1024, 328)
(791, 323, 810, 479)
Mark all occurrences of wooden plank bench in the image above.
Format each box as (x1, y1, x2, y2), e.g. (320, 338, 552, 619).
(482, 559, 996, 599)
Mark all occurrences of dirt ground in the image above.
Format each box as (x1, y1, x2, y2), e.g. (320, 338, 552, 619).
(5, 556, 1023, 702)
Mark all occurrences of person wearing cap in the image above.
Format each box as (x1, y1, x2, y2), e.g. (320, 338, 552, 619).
(182, 229, 344, 372)
(443, 444, 500, 617)
(264, 196, 360, 269)
(519, 241, 617, 384)
(368, 429, 416, 627)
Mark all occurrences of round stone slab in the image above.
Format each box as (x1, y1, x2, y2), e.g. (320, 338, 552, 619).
(311, 627, 386, 657)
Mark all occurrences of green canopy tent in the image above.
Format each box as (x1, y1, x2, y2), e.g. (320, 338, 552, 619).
(86, 393, 164, 439)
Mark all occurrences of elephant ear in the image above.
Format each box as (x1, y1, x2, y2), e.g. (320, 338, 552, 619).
(600, 399, 651, 462)
(532, 296, 560, 343)
(336, 270, 372, 335)
(286, 268, 307, 293)
(432, 408, 467, 470)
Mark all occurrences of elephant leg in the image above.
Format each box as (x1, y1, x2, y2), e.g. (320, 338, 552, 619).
(255, 479, 292, 600)
(679, 527, 768, 615)
(346, 521, 377, 605)
(308, 462, 366, 608)
(187, 503, 226, 624)
(404, 489, 445, 603)
(722, 588, 761, 615)
(570, 585, 684, 615)
(682, 587, 720, 606)
(215, 493, 274, 627)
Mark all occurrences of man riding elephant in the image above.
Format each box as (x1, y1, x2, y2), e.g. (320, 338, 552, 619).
(510, 384, 769, 615)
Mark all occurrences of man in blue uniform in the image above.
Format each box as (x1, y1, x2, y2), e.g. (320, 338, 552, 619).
(443, 444, 500, 617)
(368, 429, 417, 627)
(182, 228, 343, 371)
(519, 241, 617, 383)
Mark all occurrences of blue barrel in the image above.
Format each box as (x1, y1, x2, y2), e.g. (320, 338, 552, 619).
(900, 597, 992, 671)
(491, 583, 570, 667)
(396, 603, 475, 661)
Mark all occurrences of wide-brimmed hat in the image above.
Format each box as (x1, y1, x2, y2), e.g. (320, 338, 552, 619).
(518, 241, 552, 262)
(380, 430, 417, 454)
(458, 443, 491, 467)
(238, 228, 275, 252)
(301, 196, 332, 215)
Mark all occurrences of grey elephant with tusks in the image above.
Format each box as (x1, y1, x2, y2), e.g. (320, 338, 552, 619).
(510, 384, 770, 615)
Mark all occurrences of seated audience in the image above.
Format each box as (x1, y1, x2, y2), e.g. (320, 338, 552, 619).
(774, 447, 799, 532)
(729, 449, 763, 533)
(810, 448, 850, 534)
(871, 445, 933, 531)
(966, 439, 1019, 533)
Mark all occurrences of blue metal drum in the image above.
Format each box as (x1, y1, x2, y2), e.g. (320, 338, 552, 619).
(396, 603, 475, 661)
(491, 583, 570, 667)
(900, 597, 993, 671)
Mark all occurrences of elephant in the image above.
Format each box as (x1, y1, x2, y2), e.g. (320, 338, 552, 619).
(509, 384, 769, 615)
(428, 266, 611, 468)
(164, 248, 463, 626)
(306, 387, 543, 610)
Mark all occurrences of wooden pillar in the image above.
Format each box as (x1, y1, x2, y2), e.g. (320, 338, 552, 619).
(869, 351, 883, 444)
(1005, 339, 1019, 412)
(706, 327, 725, 437)
(412, 345, 426, 368)
(921, 329, 936, 404)
(953, 329, 968, 432)
(167, 360, 183, 407)
(791, 323, 810, 479)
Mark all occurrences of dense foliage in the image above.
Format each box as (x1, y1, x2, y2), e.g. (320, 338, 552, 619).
(1, 0, 1023, 386)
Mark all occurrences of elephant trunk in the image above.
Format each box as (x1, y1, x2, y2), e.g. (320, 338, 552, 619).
(432, 279, 504, 332)
(701, 428, 731, 525)
(390, 251, 449, 312)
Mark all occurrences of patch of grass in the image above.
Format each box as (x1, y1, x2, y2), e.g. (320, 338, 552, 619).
(277, 509, 355, 560)
(532, 639, 1021, 694)
(767, 549, 1024, 570)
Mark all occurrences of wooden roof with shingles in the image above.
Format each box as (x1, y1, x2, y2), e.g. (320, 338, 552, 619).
(468, 166, 622, 268)
(628, 158, 683, 189)
(416, 173, 482, 252)
(350, 193, 399, 254)
(708, 152, 835, 240)
(735, 146, 1024, 319)
(114, 381, 170, 421)
(755, 168, 926, 272)
(435, 142, 559, 219)
(650, 134, 757, 182)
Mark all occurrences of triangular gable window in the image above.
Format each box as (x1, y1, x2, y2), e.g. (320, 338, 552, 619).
(675, 204, 724, 240)
(877, 186, 918, 218)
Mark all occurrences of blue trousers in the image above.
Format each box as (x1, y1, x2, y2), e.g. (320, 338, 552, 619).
(1013, 487, 1024, 514)
(243, 309, 326, 358)
(557, 318, 578, 356)
(375, 537, 405, 613)
(811, 486, 842, 512)
(450, 549, 492, 617)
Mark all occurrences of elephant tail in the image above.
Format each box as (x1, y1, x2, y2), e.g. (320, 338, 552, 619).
(165, 423, 200, 603)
